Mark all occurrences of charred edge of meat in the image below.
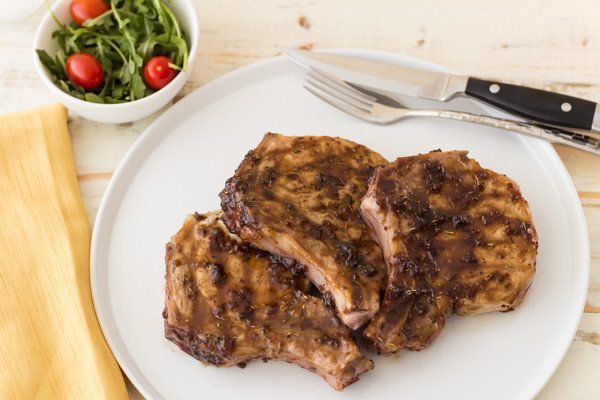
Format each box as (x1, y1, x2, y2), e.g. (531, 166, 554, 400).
(165, 322, 235, 366)
(219, 177, 258, 235)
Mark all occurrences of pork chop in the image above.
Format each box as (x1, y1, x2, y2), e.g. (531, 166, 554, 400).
(220, 133, 388, 329)
(361, 151, 538, 354)
(164, 211, 373, 390)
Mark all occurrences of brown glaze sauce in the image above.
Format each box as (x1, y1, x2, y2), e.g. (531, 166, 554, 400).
(165, 213, 363, 369)
(365, 151, 538, 352)
(219, 134, 389, 315)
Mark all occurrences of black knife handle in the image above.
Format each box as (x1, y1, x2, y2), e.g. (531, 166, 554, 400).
(465, 77, 596, 130)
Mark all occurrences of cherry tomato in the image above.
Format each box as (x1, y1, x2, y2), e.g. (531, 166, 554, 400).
(66, 53, 104, 90)
(143, 56, 178, 90)
(69, 0, 109, 26)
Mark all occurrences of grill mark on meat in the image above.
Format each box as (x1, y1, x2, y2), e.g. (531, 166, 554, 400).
(208, 263, 227, 286)
(219, 133, 388, 329)
(164, 211, 373, 390)
(361, 151, 538, 354)
(269, 253, 307, 276)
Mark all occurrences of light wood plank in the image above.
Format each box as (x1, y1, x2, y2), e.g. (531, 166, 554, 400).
(538, 313, 600, 399)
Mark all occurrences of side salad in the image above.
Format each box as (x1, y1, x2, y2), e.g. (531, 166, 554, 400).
(36, 0, 189, 103)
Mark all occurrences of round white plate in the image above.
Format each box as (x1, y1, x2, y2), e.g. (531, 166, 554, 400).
(91, 50, 589, 400)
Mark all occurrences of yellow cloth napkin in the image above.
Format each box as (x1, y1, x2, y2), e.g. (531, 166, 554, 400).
(0, 104, 128, 399)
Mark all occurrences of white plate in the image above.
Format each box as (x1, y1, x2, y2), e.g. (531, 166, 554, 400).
(91, 50, 589, 400)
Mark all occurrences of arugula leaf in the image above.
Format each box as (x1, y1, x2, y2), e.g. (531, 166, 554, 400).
(55, 51, 68, 79)
(170, 36, 188, 72)
(36, 49, 60, 77)
(57, 79, 71, 93)
(36, 0, 189, 104)
(85, 92, 105, 103)
(131, 72, 146, 100)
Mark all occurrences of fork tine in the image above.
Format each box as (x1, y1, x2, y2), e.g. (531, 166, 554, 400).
(307, 67, 378, 105)
(303, 81, 373, 121)
(306, 75, 372, 113)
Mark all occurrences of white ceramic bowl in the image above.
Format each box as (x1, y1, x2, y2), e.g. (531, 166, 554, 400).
(33, 0, 199, 124)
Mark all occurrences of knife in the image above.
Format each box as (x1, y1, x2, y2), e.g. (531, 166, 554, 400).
(283, 48, 600, 131)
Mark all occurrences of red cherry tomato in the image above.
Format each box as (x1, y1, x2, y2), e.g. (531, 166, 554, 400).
(69, 0, 109, 26)
(66, 53, 104, 90)
(143, 56, 178, 90)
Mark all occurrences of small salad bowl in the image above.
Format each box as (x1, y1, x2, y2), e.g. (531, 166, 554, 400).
(33, 0, 199, 124)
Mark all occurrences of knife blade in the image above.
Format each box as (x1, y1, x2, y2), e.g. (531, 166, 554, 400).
(284, 48, 600, 131)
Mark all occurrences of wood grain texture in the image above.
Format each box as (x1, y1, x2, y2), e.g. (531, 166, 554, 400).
(1, 0, 598, 398)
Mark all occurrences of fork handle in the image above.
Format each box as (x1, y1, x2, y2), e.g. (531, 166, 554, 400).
(434, 109, 600, 155)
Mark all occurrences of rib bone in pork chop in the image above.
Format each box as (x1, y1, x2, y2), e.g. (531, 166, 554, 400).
(220, 133, 388, 330)
(164, 211, 373, 390)
(361, 151, 538, 354)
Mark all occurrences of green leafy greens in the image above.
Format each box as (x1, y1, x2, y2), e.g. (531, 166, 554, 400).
(36, 0, 189, 103)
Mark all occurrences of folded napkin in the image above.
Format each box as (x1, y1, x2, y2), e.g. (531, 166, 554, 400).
(0, 105, 128, 399)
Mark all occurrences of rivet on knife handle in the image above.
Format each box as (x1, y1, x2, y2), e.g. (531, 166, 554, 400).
(464, 77, 597, 130)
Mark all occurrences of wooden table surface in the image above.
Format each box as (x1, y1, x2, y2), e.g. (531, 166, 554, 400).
(2, 0, 598, 398)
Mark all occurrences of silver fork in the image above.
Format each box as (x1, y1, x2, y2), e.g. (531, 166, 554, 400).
(304, 68, 600, 156)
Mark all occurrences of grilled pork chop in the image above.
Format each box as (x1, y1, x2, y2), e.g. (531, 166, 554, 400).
(164, 211, 373, 390)
(361, 151, 538, 354)
(220, 133, 388, 330)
